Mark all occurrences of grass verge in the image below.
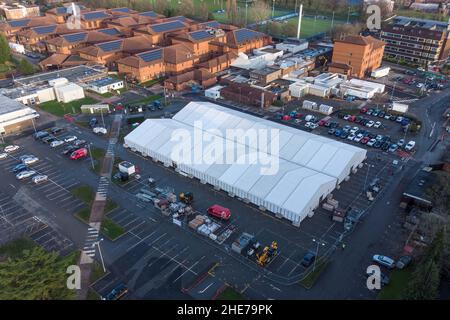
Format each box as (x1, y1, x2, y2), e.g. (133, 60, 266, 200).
(71, 185, 124, 241)
(378, 268, 414, 300)
(300, 259, 330, 289)
(38, 97, 99, 117)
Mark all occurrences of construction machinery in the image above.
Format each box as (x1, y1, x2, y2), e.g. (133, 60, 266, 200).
(179, 191, 194, 205)
(256, 241, 278, 267)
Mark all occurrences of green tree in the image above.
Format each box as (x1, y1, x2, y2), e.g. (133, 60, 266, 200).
(0, 246, 76, 300)
(19, 58, 36, 75)
(0, 34, 11, 64)
(405, 230, 445, 300)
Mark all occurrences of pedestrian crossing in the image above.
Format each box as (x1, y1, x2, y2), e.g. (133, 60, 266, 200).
(391, 97, 418, 104)
(83, 226, 100, 258)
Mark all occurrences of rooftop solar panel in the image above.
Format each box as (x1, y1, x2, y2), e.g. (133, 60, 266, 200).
(235, 29, 263, 44)
(151, 21, 185, 33)
(34, 25, 57, 35)
(137, 49, 163, 62)
(166, 16, 188, 22)
(63, 32, 87, 43)
(97, 40, 123, 52)
(190, 30, 213, 41)
(204, 21, 220, 28)
(140, 11, 158, 18)
(83, 11, 109, 20)
(98, 28, 121, 36)
(111, 7, 131, 13)
(56, 7, 68, 14)
(9, 19, 31, 27)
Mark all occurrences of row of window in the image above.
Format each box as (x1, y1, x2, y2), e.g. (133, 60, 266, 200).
(385, 46, 439, 59)
(381, 31, 442, 45)
(382, 38, 440, 52)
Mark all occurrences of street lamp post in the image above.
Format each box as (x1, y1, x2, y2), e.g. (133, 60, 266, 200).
(88, 142, 95, 170)
(363, 163, 375, 192)
(312, 238, 326, 272)
(272, 0, 275, 18)
(245, 2, 248, 27)
(93, 238, 106, 272)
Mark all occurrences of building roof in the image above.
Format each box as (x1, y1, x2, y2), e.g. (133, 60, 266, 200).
(166, 68, 215, 84)
(0, 16, 57, 32)
(81, 10, 111, 21)
(227, 28, 269, 46)
(138, 20, 188, 35)
(389, 16, 449, 31)
(77, 36, 154, 57)
(0, 94, 27, 114)
(335, 35, 385, 49)
(403, 169, 437, 206)
(117, 48, 163, 68)
(46, 30, 118, 46)
(124, 101, 366, 225)
(18, 24, 78, 38)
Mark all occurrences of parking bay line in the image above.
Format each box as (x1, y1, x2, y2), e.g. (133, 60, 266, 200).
(172, 255, 206, 283)
(126, 230, 163, 252)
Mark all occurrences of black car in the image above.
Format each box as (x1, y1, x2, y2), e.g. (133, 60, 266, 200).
(51, 127, 64, 135)
(378, 111, 386, 118)
(340, 131, 349, 139)
(42, 135, 56, 143)
(13, 163, 28, 173)
(381, 142, 390, 151)
(373, 141, 382, 148)
(361, 119, 369, 126)
(89, 118, 98, 128)
(33, 131, 49, 140)
(301, 252, 316, 268)
(330, 122, 339, 129)
(368, 133, 377, 139)
(62, 145, 78, 155)
(389, 115, 396, 121)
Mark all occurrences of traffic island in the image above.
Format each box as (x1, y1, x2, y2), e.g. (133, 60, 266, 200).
(300, 259, 331, 289)
(71, 186, 124, 241)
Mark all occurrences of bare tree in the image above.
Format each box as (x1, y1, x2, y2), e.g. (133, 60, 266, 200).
(249, 0, 271, 24)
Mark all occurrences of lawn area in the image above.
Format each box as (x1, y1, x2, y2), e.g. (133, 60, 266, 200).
(283, 16, 345, 38)
(38, 97, 99, 117)
(300, 259, 330, 289)
(216, 286, 246, 300)
(378, 268, 414, 300)
(140, 78, 163, 87)
(71, 185, 124, 241)
(130, 94, 162, 106)
(393, 9, 447, 22)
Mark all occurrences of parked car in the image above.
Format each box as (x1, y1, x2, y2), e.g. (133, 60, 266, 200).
(378, 111, 386, 118)
(50, 127, 64, 134)
(32, 174, 48, 184)
(397, 139, 405, 147)
(309, 123, 319, 130)
(22, 156, 39, 165)
(12, 163, 28, 173)
(372, 110, 380, 117)
(388, 144, 398, 153)
(70, 148, 88, 160)
(50, 140, 64, 148)
(33, 131, 49, 140)
(64, 135, 77, 143)
(366, 120, 375, 127)
(340, 131, 349, 139)
(343, 125, 352, 133)
(0, 152, 8, 160)
(207, 205, 231, 220)
(4, 145, 20, 153)
(350, 127, 359, 134)
(360, 107, 368, 113)
(373, 255, 395, 269)
(62, 145, 77, 155)
(366, 269, 390, 286)
(354, 134, 364, 143)
(16, 170, 36, 180)
(328, 128, 336, 135)
(42, 135, 56, 144)
(19, 154, 34, 162)
(104, 283, 128, 301)
(367, 139, 376, 147)
(361, 137, 370, 144)
(301, 252, 316, 267)
(381, 142, 390, 151)
(374, 121, 382, 128)
(405, 140, 416, 151)
(396, 256, 413, 269)
(389, 115, 397, 121)
(384, 114, 391, 120)
(396, 116, 404, 123)
(366, 109, 374, 115)
(89, 118, 98, 128)
(93, 127, 107, 135)
(343, 114, 351, 121)
(74, 139, 86, 147)
(334, 129, 343, 137)
(373, 141, 382, 148)
(347, 133, 356, 141)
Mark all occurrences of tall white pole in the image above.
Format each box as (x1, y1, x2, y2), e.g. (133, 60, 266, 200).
(297, 4, 303, 39)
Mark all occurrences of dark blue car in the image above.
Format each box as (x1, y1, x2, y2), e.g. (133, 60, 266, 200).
(301, 252, 316, 267)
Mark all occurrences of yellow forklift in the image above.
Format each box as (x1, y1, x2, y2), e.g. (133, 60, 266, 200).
(179, 191, 194, 205)
(256, 241, 278, 267)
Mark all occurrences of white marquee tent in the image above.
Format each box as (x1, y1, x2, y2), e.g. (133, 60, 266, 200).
(124, 101, 366, 226)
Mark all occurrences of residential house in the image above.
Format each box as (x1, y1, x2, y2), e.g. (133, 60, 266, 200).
(17, 24, 81, 52)
(117, 48, 165, 82)
(45, 30, 119, 54)
(164, 68, 217, 91)
(0, 16, 57, 41)
(133, 20, 189, 46)
(80, 10, 112, 30)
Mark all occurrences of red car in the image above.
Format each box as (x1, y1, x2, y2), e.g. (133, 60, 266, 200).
(282, 115, 292, 121)
(207, 205, 231, 220)
(348, 115, 356, 122)
(360, 107, 368, 114)
(361, 137, 370, 144)
(70, 148, 88, 160)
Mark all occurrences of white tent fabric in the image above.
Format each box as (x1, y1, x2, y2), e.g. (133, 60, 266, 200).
(124, 101, 366, 225)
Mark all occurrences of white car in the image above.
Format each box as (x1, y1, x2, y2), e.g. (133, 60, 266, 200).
(397, 139, 405, 147)
(309, 123, 319, 129)
(19, 154, 34, 162)
(354, 134, 364, 143)
(367, 138, 377, 147)
(350, 127, 359, 134)
(16, 170, 36, 180)
(373, 254, 395, 269)
(347, 133, 356, 141)
(50, 140, 64, 148)
(374, 121, 382, 128)
(416, 83, 424, 88)
(366, 120, 375, 128)
(343, 115, 351, 121)
(4, 145, 20, 153)
(64, 135, 77, 143)
(32, 174, 48, 184)
(0, 153, 8, 160)
(22, 156, 39, 165)
(405, 140, 416, 151)
(376, 135, 383, 141)
(93, 127, 107, 135)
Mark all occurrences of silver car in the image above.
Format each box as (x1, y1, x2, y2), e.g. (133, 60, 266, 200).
(22, 156, 39, 165)
(32, 174, 48, 184)
(16, 170, 37, 180)
(373, 254, 395, 269)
